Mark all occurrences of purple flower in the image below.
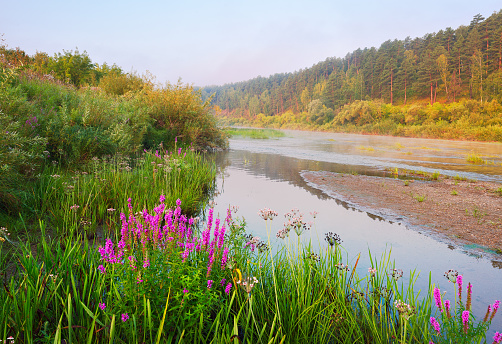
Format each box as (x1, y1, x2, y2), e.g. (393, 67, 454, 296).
(183, 288, 188, 294)
(221, 247, 229, 269)
(220, 278, 226, 287)
(143, 259, 150, 268)
(98, 302, 106, 310)
(218, 224, 226, 249)
(430, 316, 441, 334)
(444, 300, 450, 312)
(176, 199, 181, 207)
(462, 310, 469, 322)
(225, 283, 232, 295)
(462, 310, 469, 333)
(493, 331, 502, 344)
(98, 265, 106, 274)
(494, 300, 500, 311)
(207, 280, 213, 289)
(457, 275, 463, 299)
(121, 313, 129, 322)
(181, 249, 190, 263)
(433, 287, 442, 312)
(159, 195, 166, 203)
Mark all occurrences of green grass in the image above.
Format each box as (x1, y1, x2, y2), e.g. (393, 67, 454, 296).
(28, 146, 215, 237)
(225, 128, 286, 139)
(414, 194, 427, 202)
(454, 174, 468, 181)
(0, 201, 498, 343)
(466, 153, 485, 164)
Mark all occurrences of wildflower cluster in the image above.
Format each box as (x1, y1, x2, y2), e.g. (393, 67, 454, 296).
(306, 252, 320, 263)
(236, 275, 259, 295)
(335, 263, 349, 272)
(444, 269, 458, 283)
(394, 300, 416, 320)
(258, 207, 278, 220)
(428, 271, 501, 343)
(0, 227, 10, 243)
(95, 196, 236, 330)
(325, 232, 342, 247)
(282, 208, 311, 236)
(244, 234, 269, 252)
(388, 268, 403, 281)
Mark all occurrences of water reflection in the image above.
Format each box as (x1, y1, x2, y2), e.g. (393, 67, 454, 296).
(210, 130, 502, 336)
(229, 131, 502, 182)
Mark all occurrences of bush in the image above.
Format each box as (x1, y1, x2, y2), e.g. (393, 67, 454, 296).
(0, 68, 47, 213)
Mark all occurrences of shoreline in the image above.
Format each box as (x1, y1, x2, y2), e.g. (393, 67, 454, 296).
(301, 170, 502, 258)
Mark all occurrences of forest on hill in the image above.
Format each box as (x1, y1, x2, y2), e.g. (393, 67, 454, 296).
(202, 11, 502, 142)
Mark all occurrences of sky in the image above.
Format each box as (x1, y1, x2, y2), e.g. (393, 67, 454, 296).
(1, 0, 501, 87)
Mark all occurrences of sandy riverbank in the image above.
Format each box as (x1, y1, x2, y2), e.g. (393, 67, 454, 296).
(301, 171, 502, 255)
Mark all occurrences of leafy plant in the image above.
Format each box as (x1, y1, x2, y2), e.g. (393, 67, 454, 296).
(466, 153, 485, 164)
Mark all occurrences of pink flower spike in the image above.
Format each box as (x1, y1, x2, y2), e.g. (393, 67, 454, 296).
(493, 331, 502, 344)
(494, 300, 500, 311)
(457, 275, 463, 299)
(462, 310, 469, 333)
(433, 287, 442, 312)
(430, 316, 441, 334)
(121, 313, 129, 322)
(444, 300, 450, 312)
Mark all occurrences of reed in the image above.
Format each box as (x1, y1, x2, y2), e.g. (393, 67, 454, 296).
(28, 146, 215, 237)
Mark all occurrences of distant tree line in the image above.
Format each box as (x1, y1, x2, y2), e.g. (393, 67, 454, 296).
(201, 11, 502, 126)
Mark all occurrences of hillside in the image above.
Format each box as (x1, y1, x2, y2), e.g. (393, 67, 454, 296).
(202, 11, 502, 141)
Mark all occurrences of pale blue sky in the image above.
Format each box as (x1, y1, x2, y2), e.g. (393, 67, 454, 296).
(1, 1, 501, 86)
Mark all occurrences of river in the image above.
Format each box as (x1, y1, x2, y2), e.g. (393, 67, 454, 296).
(210, 129, 502, 335)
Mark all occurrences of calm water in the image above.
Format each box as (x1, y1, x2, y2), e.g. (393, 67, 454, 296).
(210, 130, 502, 334)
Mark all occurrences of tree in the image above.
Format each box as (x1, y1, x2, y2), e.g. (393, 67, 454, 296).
(401, 50, 417, 104)
(437, 54, 450, 101)
(470, 51, 484, 102)
(48, 49, 94, 86)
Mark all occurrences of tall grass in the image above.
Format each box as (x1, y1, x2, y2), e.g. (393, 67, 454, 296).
(0, 203, 499, 343)
(28, 146, 216, 237)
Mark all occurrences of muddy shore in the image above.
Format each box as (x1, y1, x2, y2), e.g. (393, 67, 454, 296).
(301, 171, 502, 255)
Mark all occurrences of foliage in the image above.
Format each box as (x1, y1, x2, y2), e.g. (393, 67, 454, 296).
(0, 56, 227, 215)
(0, 67, 47, 213)
(141, 80, 228, 150)
(218, 99, 502, 142)
(98, 71, 145, 96)
(0, 204, 500, 343)
(46, 48, 95, 87)
(33, 147, 216, 236)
